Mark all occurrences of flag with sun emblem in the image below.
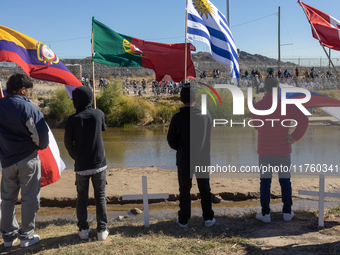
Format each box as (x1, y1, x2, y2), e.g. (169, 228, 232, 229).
(92, 17, 196, 82)
(187, 0, 239, 84)
(0, 25, 83, 89)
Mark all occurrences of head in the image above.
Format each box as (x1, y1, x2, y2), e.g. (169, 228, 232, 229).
(180, 83, 196, 105)
(264, 77, 279, 93)
(72, 86, 93, 111)
(6, 73, 33, 96)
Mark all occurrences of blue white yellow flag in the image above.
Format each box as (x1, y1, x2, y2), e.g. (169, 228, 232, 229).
(187, 0, 239, 84)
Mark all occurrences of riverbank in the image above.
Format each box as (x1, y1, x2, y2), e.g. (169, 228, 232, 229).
(4, 167, 339, 207)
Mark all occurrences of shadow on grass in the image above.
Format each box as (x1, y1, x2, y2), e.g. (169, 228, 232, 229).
(1, 211, 340, 254)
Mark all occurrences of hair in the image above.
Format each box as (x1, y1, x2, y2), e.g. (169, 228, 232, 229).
(180, 83, 196, 104)
(264, 77, 279, 93)
(6, 73, 33, 95)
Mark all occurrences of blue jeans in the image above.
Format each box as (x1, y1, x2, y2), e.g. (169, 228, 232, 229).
(1, 151, 41, 242)
(259, 155, 292, 215)
(75, 170, 107, 232)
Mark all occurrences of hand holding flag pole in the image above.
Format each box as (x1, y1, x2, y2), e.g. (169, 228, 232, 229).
(298, 0, 339, 76)
(0, 82, 4, 98)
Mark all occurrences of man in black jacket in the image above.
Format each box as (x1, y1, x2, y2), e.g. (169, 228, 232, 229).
(167, 84, 215, 228)
(64, 86, 108, 241)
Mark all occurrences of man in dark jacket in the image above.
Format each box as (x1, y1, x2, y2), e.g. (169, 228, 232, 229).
(167, 84, 215, 228)
(64, 86, 108, 241)
(0, 74, 49, 247)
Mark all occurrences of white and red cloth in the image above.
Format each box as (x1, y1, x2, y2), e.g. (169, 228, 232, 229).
(38, 126, 66, 187)
(300, 1, 340, 51)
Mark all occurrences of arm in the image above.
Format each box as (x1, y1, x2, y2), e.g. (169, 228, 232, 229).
(64, 118, 75, 159)
(102, 111, 106, 131)
(167, 117, 179, 150)
(25, 112, 49, 150)
(289, 106, 309, 142)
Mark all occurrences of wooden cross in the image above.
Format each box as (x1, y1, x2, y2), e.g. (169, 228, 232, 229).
(122, 176, 169, 227)
(298, 173, 340, 227)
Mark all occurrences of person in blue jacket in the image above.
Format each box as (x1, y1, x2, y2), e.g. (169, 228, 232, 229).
(0, 74, 49, 248)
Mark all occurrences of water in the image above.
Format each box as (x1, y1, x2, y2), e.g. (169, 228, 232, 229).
(53, 126, 340, 175)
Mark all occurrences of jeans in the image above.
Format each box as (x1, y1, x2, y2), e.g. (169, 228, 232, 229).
(75, 170, 107, 232)
(259, 154, 292, 215)
(177, 166, 214, 224)
(1, 151, 41, 242)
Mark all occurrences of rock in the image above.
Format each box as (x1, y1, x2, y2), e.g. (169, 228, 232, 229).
(213, 195, 222, 203)
(130, 208, 143, 215)
(118, 215, 129, 220)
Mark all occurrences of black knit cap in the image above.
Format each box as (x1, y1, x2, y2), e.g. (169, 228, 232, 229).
(180, 83, 196, 104)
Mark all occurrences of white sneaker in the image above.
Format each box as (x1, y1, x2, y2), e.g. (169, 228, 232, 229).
(4, 238, 18, 247)
(20, 235, 40, 247)
(97, 229, 109, 241)
(176, 219, 188, 228)
(205, 218, 216, 227)
(78, 229, 89, 240)
(283, 211, 294, 221)
(256, 213, 271, 223)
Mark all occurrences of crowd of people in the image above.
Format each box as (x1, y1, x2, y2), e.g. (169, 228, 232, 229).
(0, 74, 311, 247)
(122, 79, 183, 96)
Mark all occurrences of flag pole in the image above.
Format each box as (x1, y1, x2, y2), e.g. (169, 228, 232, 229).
(91, 28, 96, 109)
(0, 81, 4, 98)
(299, 0, 339, 76)
(184, 0, 189, 83)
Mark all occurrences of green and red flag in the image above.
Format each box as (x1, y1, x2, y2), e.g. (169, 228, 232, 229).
(92, 17, 196, 82)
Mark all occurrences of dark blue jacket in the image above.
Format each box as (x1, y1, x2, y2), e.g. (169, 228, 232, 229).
(0, 94, 49, 168)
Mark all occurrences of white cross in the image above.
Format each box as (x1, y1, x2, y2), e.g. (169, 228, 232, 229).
(122, 176, 169, 227)
(298, 173, 340, 227)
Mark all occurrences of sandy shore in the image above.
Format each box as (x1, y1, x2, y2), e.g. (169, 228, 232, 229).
(16, 167, 337, 207)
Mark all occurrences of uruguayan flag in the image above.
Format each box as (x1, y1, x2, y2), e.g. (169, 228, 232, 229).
(187, 0, 239, 83)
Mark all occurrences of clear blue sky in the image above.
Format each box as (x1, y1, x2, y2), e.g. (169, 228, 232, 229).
(2, 0, 340, 61)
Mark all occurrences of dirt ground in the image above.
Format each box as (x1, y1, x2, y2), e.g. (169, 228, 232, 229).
(18, 166, 338, 207)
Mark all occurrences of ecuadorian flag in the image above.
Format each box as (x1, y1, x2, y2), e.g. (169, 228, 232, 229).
(0, 25, 82, 89)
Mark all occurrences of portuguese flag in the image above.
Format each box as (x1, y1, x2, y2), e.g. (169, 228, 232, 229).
(92, 17, 196, 82)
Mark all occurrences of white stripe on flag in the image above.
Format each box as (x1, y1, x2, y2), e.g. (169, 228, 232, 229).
(187, 0, 239, 82)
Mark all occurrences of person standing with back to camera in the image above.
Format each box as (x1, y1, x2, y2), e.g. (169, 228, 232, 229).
(64, 86, 109, 241)
(252, 77, 308, 223)
(0, 74, 49, 247)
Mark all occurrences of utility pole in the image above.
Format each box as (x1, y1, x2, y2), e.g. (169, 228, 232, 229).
(278, 6, 281, 73)
(227, 0, 230, 25)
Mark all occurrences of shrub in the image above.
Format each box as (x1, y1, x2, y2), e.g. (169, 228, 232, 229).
(110, 96, 146, 126)
(46, 88, 74, 127)
(96, 77, 123, 116)
(195, 87, 252, 121)
(154, 100, 183, 123)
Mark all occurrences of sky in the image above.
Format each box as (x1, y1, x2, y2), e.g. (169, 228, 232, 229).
(2, 0, 340, 62)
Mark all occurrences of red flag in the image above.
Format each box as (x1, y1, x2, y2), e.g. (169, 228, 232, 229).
(300, 1, 340, 51)
(38, 126, 66, 187)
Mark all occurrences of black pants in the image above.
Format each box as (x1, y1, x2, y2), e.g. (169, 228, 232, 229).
(75, 170, 107, 232)
(177, 166, 214, 224)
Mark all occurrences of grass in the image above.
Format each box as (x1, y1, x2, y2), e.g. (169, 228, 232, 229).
(2, 207, 340, 254)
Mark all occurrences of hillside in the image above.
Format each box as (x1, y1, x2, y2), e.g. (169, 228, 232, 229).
(60, 51, 297, 80)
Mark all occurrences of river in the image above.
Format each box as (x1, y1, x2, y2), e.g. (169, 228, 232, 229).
(53, 125, 340, 174)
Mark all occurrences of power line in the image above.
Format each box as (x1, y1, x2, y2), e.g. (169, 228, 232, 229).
(45, 36, 90, 43)
(231, 13, 277, 28)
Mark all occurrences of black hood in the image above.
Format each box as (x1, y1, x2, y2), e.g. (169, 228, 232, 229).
(180, 104, 202, 116)
(72, 86, 93, 112)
